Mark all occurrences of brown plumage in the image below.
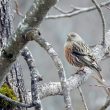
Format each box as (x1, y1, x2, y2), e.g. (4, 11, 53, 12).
(64, 32, 102, 79)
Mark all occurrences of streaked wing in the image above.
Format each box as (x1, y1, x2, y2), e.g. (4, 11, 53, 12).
(72, 41, 95, 63)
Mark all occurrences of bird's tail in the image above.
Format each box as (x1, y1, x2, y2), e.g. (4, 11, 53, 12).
(91, 63, 103, 80)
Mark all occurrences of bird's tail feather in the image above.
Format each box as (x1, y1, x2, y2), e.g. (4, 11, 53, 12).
(91, 64, 103, 80)
(78, 56, 103, 80)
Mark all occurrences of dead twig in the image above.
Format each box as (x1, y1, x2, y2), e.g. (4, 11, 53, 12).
(46, 1, 110, 19)
(78, 87, 88, 110)
(92, 0, 106, 46)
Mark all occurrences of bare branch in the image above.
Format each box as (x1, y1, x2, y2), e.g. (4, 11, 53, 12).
(92, 0, 106, 46)
(21, 47, 42, 81)
(89, 84, 110, 88)
(54, 5, 75, 14)
(92, 76, 110, 96)
(46, 1, 110, 19)
(78, 87, 88, 110)
(38, 70, 91, 99)
(21, 47, 43, 110)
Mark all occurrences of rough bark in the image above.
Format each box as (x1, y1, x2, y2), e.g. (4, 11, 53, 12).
(0, 0, 57, 86)
(0, 0, 13, 48)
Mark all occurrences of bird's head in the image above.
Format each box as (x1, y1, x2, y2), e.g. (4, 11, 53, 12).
(67, 32, 82, 42)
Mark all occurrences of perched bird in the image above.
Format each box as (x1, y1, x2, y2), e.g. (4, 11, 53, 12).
(64, 32, 102, 79)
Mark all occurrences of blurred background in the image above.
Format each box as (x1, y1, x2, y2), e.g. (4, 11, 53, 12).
(13, 0, 110, 110)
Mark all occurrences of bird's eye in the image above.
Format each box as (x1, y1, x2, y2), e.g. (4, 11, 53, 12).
(71, 34, 75, 37)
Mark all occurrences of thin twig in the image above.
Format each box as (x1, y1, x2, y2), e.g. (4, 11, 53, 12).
(92, 0, 106, 46)
(21, 47, 43, 110)
(78, 87, 89, 110)
(89, 84, 110, 88)
(46, 1, 110, 19)
(92, 76, 110, 95)
(54, 5, 75, 14)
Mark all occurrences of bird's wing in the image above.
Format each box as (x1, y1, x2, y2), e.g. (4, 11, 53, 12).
(72, 41, 102, 76)
(72, 41, 94, 60)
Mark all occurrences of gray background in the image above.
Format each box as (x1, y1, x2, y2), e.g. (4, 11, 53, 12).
(13, 0, 110, 110)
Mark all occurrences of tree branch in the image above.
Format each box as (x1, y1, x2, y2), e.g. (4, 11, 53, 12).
(0, 0, 57, 86)
(78, 87, 88, 110)
(54, 5, 75, 14)
(21, 47, 43, 110)
(92, 0, 106, 46)
(46, 1, 110, 19)
(0, 0, 13, 48)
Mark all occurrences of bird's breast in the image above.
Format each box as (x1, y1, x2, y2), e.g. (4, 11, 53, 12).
(64, 46, 74, 65)
(64, 43, 83, 67)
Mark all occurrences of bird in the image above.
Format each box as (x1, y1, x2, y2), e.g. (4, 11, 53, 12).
(64, 32, 103, 80)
